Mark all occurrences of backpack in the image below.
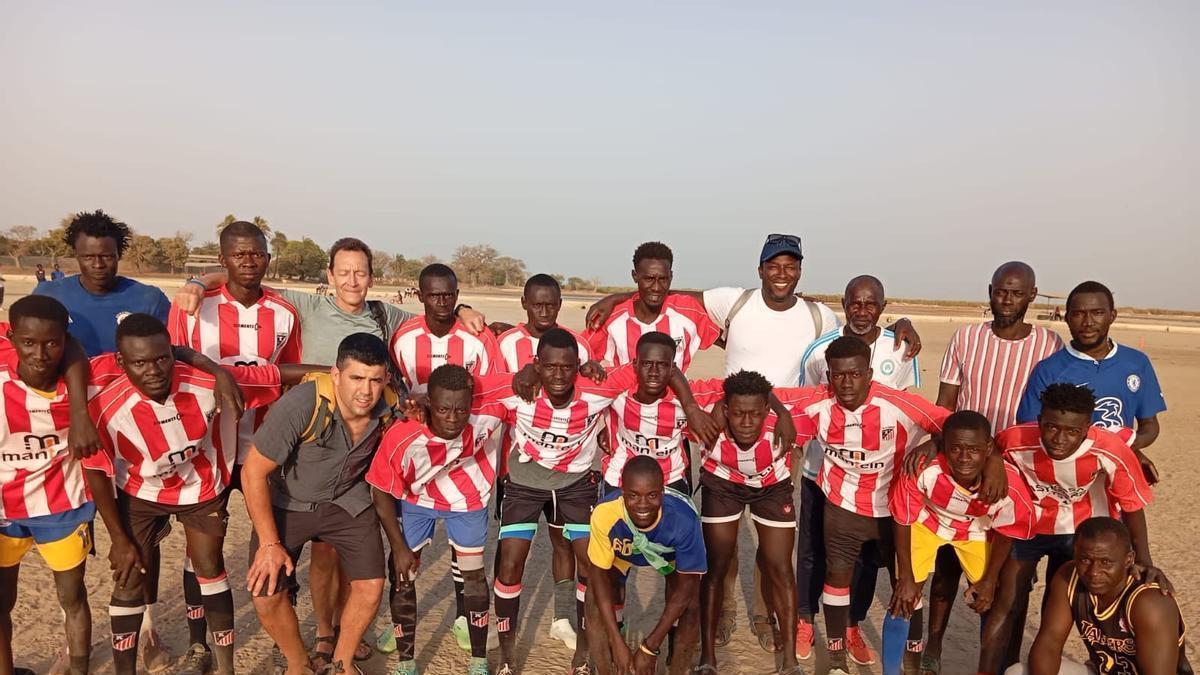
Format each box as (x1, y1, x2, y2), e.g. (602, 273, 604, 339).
(298, 371, 403, 445)
(715, 289, 824, 349)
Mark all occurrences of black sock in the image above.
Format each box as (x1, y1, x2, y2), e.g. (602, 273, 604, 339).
(182, 559, 208, 647)
(493, 578, 522, 663)
(822, 583, 850, 670)
(108, 598, 145, 675)
(390, 580, 417, 661)
(450, 549, 466, 618)
(198, 572, 235, 673)
(462, 568, 490, 659)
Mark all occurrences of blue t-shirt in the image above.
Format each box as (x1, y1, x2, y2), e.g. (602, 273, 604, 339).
(33, 276, 171, 356)
(50, 270, 65, 281)
(587, 489, 707, 575)
(1016, 343, 1166, 430)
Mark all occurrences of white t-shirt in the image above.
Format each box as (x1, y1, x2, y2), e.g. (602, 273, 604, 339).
(797, 326, 920, 479)
(703, 286, 840, 387)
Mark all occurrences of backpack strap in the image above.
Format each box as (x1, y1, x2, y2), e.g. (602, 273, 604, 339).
(715, 288, 758, 349)
(367, 300, 410, 399)
(717, 289, 824, 348)
(298, 371, 401, 445)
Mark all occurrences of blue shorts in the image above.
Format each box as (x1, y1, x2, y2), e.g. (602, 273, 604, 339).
(0, 503, 96, 543)
(398, 501, 488, 552)
(1012, 533, 1074, 563)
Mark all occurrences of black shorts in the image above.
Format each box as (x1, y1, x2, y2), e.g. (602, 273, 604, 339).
(248, 502, 385, 596)
(117, 490, 230, 554)
(823, 503, 895, 574)
(699, 472, 796, 529)
(498, 472, 599, 542)
(228, 464, 243, 493)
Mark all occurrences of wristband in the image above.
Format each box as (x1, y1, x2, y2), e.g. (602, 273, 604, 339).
(262, 540, 281, 550)
(186, 278, 208, 290)
(638, 642, 660, 657)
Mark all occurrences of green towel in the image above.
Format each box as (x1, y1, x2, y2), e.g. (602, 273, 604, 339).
(619, 487, 697, 576)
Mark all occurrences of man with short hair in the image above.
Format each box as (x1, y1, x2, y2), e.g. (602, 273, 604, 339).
(478, 328, 715, 675)
(979, 383, 1161, 674)
(793, 274, 920, 664)
(922, 260, 1064, 673)
(886, 411, 1038, 675)
(50, 263, 65, 281)
(175, 239, 488, 663)
(368, 364, 504, 675)
(587, 456, 706, 675)
(0, 296, 97, 675)
(243, 333, 396, 675)
(1017, 280, 1165, 483)
(82, 313, 300, 675)
(34, 210, 171, 357)
(1014, 517, 1191, 675)
(495, 274, 591, 651)
(693, 369, 814, 675)
(390, 263, 502, 394)
(168, 220, 303, 668)
(583, 241, 720, 372)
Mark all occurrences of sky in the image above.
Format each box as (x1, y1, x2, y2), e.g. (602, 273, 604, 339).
(1, 2, 1197, 309)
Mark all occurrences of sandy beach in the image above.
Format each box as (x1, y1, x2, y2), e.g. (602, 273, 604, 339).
(3, 277, 1196, 674)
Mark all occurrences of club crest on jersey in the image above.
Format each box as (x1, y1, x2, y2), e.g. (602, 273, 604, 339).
(213, 629, 235, 647)
(276, 332, 290, 347)
(470, 610, 489, 628)
(880, 360, 896, 376)
(112, 632, 137, 651)
(881, 427, 895, 441)
(1126, 374, 1141, 392)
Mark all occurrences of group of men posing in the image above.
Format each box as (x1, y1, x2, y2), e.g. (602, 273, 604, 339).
(0, 211, 1189, 675)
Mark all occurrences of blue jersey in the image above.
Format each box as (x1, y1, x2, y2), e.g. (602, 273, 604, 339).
(33, 276, 171, 356)
(587, 489, 707, 575)
(1016, 343, 1165, 430)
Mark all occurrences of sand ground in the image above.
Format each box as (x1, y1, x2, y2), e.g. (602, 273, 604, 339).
(2, 277, 1196, 674)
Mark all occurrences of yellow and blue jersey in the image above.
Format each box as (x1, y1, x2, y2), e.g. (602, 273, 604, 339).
(587, 489, 707, 575)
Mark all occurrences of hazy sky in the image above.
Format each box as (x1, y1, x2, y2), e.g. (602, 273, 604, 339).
(2, 2, 1197, 308)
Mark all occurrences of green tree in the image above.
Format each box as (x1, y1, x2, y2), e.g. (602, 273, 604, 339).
(277, 238, 327, 281)
(489, 255, 527, 286)
(269, 231, 289, 278)
(251, 216, 271, 237)
(192, 241, 220, 256)
(124, 235, 165, 273)
(5, 225, 41, 269)
(565, 276, 595, 291)
(157, 231, 192, 274)
(39, 226, 72, 263)
(215, 214, 237, 239)
(387, 254, 407, 280)
(373, 251, 394, 281)
(451, 244, 499, 286)
(399, 254, 439, 281)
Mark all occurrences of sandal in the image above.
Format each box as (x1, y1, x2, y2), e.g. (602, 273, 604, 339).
(310, 635, 335, 670)
(329, 626, 373, 662)
(715, 612, 734, 648)
(692, 667, 718, 674)
(751, 614, 779, 653)
(919, 654, 941, 675)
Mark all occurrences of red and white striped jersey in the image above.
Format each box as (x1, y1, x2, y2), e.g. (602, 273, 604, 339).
(0, 358, 86, 520)
(697, 387, 820, 488)
(477, 366, 639, 475)
(497, 324, 592, 372)
(938, 323, 1062, 433)
(602, 379, 725, 487)
(997, 423, 1151, 536)
(891, 458, 1038, 542)
(83, 364, 282, 505)
(798, 383, 949, 517)
(390, 317, 502, 394)
(168, 285, 302, 463)
(583, 295, 719, 373)
(366, 413, 505, 512)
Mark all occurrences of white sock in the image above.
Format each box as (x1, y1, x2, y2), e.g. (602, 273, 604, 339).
(140, 602, 157, 634)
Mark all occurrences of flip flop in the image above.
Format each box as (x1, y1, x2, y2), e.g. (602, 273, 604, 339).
(715, 612, 735, 648)
(920, 654, 941, 675)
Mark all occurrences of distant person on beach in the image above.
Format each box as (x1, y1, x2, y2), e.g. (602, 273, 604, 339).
(35, 264, 46, 283)
(51, 263, 65, 281)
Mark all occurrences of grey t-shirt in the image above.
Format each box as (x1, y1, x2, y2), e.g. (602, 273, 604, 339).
(252, 381, 391, 516)
(277, 289, 414, 365)
(505, 445, 589, 491)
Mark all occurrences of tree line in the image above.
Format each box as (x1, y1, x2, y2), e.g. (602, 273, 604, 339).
(0, 215, 599, 289)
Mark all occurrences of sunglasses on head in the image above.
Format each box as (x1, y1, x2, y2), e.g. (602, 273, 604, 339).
(765, 233, 800, 246)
